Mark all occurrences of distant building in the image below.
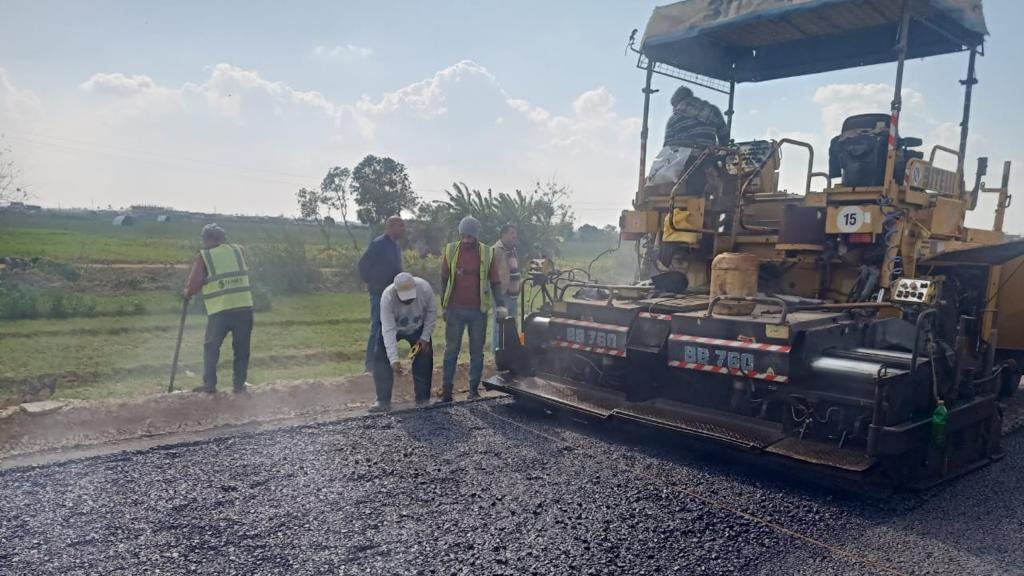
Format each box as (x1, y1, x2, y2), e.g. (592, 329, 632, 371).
(1, 201, 42, 213)
(156, 214, 171, 223)
(112, 214, 136, 226)
(130, 204, 173, 214)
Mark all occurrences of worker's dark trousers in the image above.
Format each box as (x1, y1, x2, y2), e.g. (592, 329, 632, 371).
(203, 308, 254, 391)
(372, 327, 432, 404)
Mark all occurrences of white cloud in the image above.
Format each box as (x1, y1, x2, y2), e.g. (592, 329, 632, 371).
(510, 87, 639, 156)
(77, 64, 368, 135)
(80, 72, 162, 95)
(356, 60, 498, 119)
(813, 83, 924, 136)
(182, 63, 348, 124)
(507, 98, 551, 123)
(0, 68, 44, 123)
(311, 44, 373, 60)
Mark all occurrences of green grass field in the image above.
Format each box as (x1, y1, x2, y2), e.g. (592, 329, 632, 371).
(0, 211, 347, 263)
(1, 210, 633, 403)
(0, 292, 492, 402)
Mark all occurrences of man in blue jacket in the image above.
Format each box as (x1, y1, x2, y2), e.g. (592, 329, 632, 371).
(358, 215, 405, 372)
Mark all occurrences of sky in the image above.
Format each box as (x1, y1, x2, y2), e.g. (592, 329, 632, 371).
(0, 0, 1021, 230)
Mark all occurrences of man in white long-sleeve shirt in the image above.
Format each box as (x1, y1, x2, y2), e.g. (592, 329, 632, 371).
(369, 272, 437, 412)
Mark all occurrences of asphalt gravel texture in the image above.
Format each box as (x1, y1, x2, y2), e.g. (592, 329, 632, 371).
(2, 398, 1023, 576)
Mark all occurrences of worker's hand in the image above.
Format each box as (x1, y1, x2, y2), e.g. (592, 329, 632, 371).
(391, 361, 405, 376)
(416, 339, 431, 353)
(495, 306, 509, 320)
(181, 289, 192, 301)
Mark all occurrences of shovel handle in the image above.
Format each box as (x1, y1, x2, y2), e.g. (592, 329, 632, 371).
(168, 298, 190, 392)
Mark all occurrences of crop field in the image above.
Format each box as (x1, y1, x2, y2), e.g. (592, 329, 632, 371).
(0, 211, 337, 264)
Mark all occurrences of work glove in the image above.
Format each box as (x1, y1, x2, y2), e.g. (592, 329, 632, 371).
(495, 306, 510, 320)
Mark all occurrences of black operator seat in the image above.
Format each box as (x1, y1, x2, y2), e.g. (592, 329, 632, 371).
(828, 113, 923, 187)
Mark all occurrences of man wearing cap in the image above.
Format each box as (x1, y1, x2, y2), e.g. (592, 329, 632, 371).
(370, 272, 437, 412)
(439, 216, 506, 402)
(183, 224, 254, 394)
(358, 215, 406, 373)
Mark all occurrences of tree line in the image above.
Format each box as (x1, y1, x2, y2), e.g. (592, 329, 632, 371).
(296, 154, 579, 258)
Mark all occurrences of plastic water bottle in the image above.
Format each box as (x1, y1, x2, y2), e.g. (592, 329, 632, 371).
(931, 400, 949, 448)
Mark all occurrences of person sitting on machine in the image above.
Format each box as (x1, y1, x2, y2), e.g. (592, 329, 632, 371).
(656, 86, 729, 196)
(664, 86, 728, 150)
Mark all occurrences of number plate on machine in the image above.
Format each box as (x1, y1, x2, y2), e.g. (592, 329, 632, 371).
(667, 334, 790, 382)
(550, 318, 629, 358)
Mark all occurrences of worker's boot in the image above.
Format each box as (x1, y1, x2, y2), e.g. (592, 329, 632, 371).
(192, 385, 215, 394)
(467, 388, 481, 400)
(437, 381, 454, 404)
(233, 383, 250, 395)
(367, 401, 391, 413)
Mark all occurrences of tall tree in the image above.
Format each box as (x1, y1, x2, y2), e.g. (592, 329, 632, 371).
(351, 155, 419, 227)
(295, 186, 334, 248)
(432, 179, 575, 257)
(0, 139, 27, 203)
(321, 166, 360, 250)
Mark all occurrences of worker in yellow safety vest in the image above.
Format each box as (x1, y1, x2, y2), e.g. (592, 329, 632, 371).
(183, 223, 255, 394)
(439, 216, 507, 402)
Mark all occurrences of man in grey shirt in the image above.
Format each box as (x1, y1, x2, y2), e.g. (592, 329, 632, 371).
(370, 272, 437, 412)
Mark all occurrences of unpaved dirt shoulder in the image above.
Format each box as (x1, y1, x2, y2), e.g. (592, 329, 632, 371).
(0, 366, 485, 461)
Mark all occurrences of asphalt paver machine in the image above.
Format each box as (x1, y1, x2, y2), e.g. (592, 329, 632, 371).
(487, 0, 1024, 488)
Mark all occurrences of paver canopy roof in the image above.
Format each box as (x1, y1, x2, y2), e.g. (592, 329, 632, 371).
(641, 0, 987, 82)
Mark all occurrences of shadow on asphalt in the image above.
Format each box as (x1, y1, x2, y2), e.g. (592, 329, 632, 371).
(396, 406, 473, 446)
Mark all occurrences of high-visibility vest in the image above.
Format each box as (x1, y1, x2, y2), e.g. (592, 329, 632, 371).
(200, 243, 254, 315)
(441, 240, 493, 312)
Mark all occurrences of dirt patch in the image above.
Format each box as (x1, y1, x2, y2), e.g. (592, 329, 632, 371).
(0, 316, 364, 340)
(0, 365, 489, 460)
(75, 264, 186, 294)
(0, 268, 71, 291)
(0, 350, 365, 407)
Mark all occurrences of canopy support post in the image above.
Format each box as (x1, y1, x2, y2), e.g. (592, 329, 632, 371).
(638, 60, 655, 199)
(881, 0, 912, 290)
(883, 0, 912, 189)
(725, 75, 736, 142)
(957, 47, 978, 187)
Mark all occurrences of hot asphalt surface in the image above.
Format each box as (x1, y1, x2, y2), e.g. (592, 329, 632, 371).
(2, 398, 1022, 575)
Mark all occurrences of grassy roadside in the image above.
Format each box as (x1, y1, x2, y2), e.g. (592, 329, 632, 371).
(0, 292, 487, 402)
(1, 211, 633, 403)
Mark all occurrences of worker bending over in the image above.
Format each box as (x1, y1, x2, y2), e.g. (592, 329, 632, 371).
(183, 223, 254, 394)
(440, 216, 506, 402)
(370, 272, 437, 412)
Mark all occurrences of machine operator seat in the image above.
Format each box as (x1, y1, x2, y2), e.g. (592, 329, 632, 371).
(828, 113, 923, 187)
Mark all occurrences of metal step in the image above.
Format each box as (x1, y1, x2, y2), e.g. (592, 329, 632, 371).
(485, 374, 621, 417)
(485, 375, 786, 449)
(617, 399, 785, 449)
(765, 437, 874, 472)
